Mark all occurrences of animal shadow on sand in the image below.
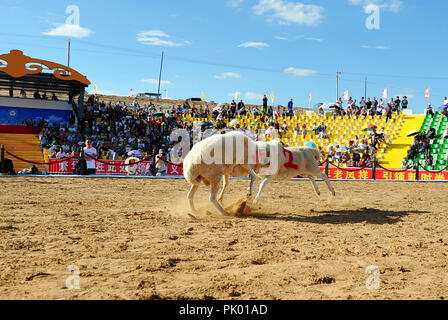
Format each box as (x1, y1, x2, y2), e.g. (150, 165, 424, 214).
(243, 207, 430, 225)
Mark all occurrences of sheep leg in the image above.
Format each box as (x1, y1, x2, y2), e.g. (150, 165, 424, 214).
(246, 165, 257, 197)
(253, 175, 275, 205)
(307, 175, 321, 197)
(210, 179, 230, 216)
(187, 184, 199, 214)
(318, 172, 336, 197)
(218, 175, 229, 202)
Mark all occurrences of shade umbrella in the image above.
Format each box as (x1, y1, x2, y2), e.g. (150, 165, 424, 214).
(336, 146, 350, 153)
(362, 125, 377, 132)
(437, 105, 448, 111)
(327, 143, 338, 148)
(201, 121, 214, 127)
(407, 130, 420, 137)
(229, 119, 239, 127)
(252, 120, 263, 126)
(304, 141, 317, 148)
(128, 150, 143, 158)
(154, 111, 164, 116)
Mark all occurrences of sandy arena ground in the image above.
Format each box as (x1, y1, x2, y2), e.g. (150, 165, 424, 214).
(0, 177, 447, 300)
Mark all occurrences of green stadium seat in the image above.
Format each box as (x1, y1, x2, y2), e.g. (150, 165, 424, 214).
(417, 154, 425, 160)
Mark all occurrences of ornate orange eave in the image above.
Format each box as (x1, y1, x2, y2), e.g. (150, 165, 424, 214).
(0, 50, 91, 86)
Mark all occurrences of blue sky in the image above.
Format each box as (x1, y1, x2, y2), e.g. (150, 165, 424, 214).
(0, 0, 447, 113)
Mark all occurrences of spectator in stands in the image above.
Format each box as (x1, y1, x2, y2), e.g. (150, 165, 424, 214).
(33, 91, 41, 99)
(425, 152, 434, 168)
(287, 99, 294, 116)
(402, 156, 409, 169)
(52, 93, 58, 100)
(425, 103, 434, 117)
(366, 98, 372, 110)
(359, 97, 366, 109)
(56, 148, 69, 159)
(301, 124, 307, 139)
(20, 90, 26, 98)
(341, 151, 351, 165)
(155, 149, 167, 176)
(401, 96, 408, 110)
(426, 128, 436, 140)
(386, 103, 392, 122)
(262, 95, 268, 114)
(444, 97, 448, 106)
(83, 138, 97, 175)
(394, 96, 401, 114)
(351, 152, 361, 167)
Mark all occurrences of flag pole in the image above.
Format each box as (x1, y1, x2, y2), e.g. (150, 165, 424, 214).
(157, 51, 164, 102)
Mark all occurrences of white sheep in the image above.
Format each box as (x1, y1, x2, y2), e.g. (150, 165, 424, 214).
(249, 141, 336, 204)
(183, 131, 258, 216)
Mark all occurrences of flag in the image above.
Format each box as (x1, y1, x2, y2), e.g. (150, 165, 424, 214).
(308, 91, 312, 103)
(235, 91, 239, 101)
(202, 92, 206, 101)
(129, 88, 133, 97)
(343, 90, 349, 101)
(382, 88, 387, 99)
(425, 87, 430, 99)
(270, 92, 274, 104)
(94, 84, 99, 94)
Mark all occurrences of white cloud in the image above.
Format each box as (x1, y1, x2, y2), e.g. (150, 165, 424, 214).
(141, 79, 171, 85)
(137, 31, 188, 47)
(253, 0, 324, 26)
(238, 41, 270, 48)
(43, 23, 93, 38)
(275, 36, 289, 40)
(304, 37, 324, 42)
(214, 72, 241, 79)
(245, 92, 264, 100)
(139, 30, 171, 38)
(361, 45, 388, 49)
(348, 0, 402, 13)
(284, 67, 318, 77)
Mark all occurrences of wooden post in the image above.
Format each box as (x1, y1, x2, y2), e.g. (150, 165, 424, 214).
(1, 144, 5, 173)
(372, 160, 377, 180)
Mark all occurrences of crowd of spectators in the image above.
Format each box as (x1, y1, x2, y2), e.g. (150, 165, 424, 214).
(33, 93, 403, 174)
(327, 95, 408, 121)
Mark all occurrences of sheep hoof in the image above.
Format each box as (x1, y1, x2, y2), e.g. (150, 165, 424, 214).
(188, 213, 198, 220)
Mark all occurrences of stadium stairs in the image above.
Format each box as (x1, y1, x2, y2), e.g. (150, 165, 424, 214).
(381, 115, 425, 169)
(414, 112, 448, 171)
(0, 133, 45, 172)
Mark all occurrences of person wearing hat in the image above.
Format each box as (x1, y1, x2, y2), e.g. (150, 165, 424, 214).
(155, 150, 167, 176)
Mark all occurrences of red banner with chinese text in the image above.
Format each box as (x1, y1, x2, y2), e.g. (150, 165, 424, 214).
(48, 159, 183, 176)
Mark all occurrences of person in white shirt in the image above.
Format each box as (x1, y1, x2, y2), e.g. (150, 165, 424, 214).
(155, 150, 167, 176)
(444, 97, 448, 106)
(83, 138, 97, 175)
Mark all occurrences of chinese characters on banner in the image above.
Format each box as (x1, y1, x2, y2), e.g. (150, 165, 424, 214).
(48, 159, 183, 176)
(48, 160, 447, 180)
